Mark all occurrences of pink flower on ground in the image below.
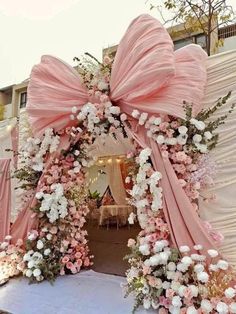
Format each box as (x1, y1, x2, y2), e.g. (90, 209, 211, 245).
(159, 307, 168, 314)
(60, 268, 65, 276)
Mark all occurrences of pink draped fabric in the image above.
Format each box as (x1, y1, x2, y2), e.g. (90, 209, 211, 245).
(11, 124, 19, 169)
(10, 14, 216, 251)
(0, 159, 11, 241)
(128, 126, 217, 253)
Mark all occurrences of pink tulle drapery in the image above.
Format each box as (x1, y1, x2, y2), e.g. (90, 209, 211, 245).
(7, 14, 216, 252)
(0, 159, 11, 241)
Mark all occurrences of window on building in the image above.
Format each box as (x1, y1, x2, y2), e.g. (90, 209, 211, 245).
(173, 37, 194, 50)
(195, 34, 207, 50)
(20, 92, 27, 108)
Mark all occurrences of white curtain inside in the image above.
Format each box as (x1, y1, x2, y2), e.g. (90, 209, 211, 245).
(199, 50, 236, 267)
(106, 160, 127, 205)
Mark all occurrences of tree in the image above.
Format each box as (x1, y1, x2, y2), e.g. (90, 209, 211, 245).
(148, 0, 235, 55)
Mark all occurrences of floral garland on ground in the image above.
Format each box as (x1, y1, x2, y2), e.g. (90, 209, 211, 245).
(0, 53, 235, 313)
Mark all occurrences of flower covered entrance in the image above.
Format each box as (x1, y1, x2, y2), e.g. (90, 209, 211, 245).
(1, 14, 236, 314)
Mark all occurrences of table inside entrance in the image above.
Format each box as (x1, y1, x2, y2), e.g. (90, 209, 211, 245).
(99, 205, 133, 226)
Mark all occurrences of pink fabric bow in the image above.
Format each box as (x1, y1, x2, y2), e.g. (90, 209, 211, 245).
(27, 14, 207, 137)
(14, 14, 216, 252)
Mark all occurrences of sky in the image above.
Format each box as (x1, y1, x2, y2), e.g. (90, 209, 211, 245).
(0, 0, 162, 87)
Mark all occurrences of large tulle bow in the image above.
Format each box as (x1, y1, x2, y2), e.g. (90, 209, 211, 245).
(27, 14, 207, 137)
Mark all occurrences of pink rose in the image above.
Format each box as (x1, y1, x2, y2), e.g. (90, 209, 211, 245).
(62, 256, 70, 264)
(84, 257, 90, 267)
(75, 252, 82, 259)
(166, 289, 175, 298)
(176, 151, 187, 162)
(66, 261, 73, 269)
(183, 287, 193, 300)
(50, 226, 58, 234)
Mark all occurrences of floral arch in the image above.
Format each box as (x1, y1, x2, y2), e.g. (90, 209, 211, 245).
(1, 14, 236, 313)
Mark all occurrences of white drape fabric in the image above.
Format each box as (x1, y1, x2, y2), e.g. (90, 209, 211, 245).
(199, 50, 236, 267)
(106, 161, 127, 205)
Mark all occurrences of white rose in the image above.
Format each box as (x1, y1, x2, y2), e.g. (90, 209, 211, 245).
(35, 191, 43, 199)
(195, 120, 206, 130)
(44, 249, 51, 256)
(131, 109, 140, 119)
(197, 271, 209, 283)
(71, 106, 77, 113)
(138, 112, 148, 125)
(166, 137, 177, 145)
(154, 240, 166, 252)
(193, 134, 202, 143)
(204, 131, 212, 140)
(172, 296, 182, 307)
(109, 106, 120, 115)
(25, 269, 33, 277)
(143, 298, 151, 309)
(217, 260, 229, 270)
(167, 262, 176, 271)
(178, 125, 188, 134)
(207, 249, 219, 258)
(46, 234, 52, 241)
(139, 244, 150, 256)
(179, 245, 190, 253)
(181, 256, 193, 266)
(194, 263, 204, 273)
(36, 240, 44, 250)
(225, 287, 236, 299)
(178, 285, 186, 297)
(156, 135, 165, 144)
(149, 254, 161, 266)
(28, 260, 35, 269)
(153, 117, 162, 125)
(186, 306, 198, 314)
(229, 303, 236, 313)
(201, 299, 213, 313)
(177, 134, 187, 145)
(216, 302, 228, 314)
(189, 285, 199, 297)
(97, 81, 108, 91)
(33, 268, 42, 277)
(5, 235, 12, 241)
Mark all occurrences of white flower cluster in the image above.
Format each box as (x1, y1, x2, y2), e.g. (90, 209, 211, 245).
(23, 248, 44, 281)
(21, 128, 60, 172)
(131, 110, 214, 153)
(129, 148, 163, 229)
(36, 183, 68, 223)
(71, 102, 125, 138)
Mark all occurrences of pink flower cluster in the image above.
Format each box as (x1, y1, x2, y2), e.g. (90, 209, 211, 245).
(0, 237, 25, 282)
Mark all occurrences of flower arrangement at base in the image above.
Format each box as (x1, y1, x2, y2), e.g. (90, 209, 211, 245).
(124, 149, 236, 313)
(0, 236, 25, 284)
